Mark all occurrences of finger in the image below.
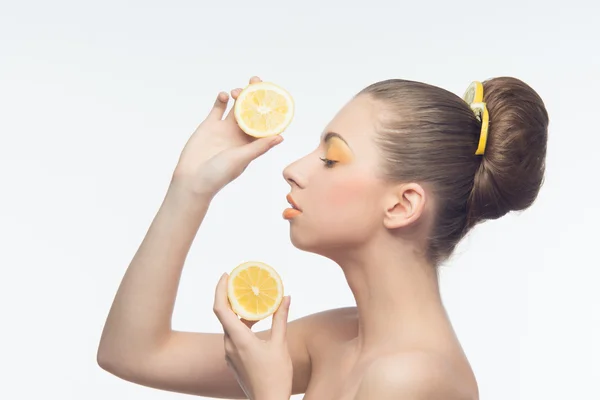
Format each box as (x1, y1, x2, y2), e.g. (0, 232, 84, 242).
(206, 92, 229, 121)
(270, 295, 291, 343)
(213, 273, 249, 341)
(241, 318, 258, 329)
(229, 135, 284, 165)
(230, 87, 243, 100)
(225, 88, 243, 121)
(249, 76, 262, 84)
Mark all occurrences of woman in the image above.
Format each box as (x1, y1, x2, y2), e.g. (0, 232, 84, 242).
(97, 76, 548, 400)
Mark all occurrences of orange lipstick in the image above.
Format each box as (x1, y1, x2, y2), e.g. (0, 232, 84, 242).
(283, 194, 302, 219)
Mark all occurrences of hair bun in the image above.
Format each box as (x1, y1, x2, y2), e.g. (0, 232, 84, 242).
(466, 77, 549, 228)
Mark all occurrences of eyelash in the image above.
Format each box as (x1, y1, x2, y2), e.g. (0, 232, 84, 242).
(320, 157, 338, 168)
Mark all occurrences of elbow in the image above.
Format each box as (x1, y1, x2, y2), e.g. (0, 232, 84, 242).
(96, 329, 167, 379)
(96, 337, 127, 375)
(96, 344, 116, 373)
(96, 339, 153, 382)
(96, 346, 137, 382)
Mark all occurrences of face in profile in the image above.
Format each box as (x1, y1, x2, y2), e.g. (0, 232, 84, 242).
(282, 95, 393, 256)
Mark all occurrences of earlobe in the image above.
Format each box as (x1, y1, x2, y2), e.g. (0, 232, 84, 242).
(383, 184, 426, 229)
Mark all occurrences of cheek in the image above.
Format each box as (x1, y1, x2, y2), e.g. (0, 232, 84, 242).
(326, 182, 359, 208)
(323, 175, 375, 210)
(301, 175, 382, 249)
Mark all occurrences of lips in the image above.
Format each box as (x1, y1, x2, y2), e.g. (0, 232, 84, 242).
(286, 194, 301, 211)
(283, 194, 302, 220)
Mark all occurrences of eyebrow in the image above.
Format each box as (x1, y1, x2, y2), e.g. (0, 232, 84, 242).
(322, 131, 351, 148)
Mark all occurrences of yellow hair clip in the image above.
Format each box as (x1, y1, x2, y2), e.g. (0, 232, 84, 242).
(462, 81, 489, 155)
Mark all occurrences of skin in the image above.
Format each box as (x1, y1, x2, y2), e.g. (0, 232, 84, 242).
(97, 77, 479, 400)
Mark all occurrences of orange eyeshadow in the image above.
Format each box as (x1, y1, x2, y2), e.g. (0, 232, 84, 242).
(326, 138, 353, 163)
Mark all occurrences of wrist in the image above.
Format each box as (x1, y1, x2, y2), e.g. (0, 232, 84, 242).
(164, 176, 215, 216)
(170, 169, 218, 202)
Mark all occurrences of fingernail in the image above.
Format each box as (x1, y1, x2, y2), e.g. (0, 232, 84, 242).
(271, 136, 283, 145)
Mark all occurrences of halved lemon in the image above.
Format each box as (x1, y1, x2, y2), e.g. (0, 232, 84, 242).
(227, 261, 284, 321)
(234, 82, 294, 138)
(463, 81, 484, 104)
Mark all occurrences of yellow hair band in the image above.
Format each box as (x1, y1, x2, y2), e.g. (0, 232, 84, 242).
(462, 81, 489, 156)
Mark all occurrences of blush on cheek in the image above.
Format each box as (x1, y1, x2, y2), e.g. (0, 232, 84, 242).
(325, 178, 369, 208)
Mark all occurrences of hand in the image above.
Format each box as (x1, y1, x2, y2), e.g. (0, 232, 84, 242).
(173, 76, 284, 197)
(213, 273, 293, 400)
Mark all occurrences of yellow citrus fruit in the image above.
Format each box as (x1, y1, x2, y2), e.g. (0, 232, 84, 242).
(234, 82, 294, 138)
(463, 81, 484, 104)
(227, 261, 284, 321)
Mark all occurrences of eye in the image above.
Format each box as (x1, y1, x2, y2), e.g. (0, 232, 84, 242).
(319, 157, 338, 168)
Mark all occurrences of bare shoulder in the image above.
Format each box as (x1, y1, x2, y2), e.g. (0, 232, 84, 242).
(354, 352, 478, 400)
(286, 306, 358, 363)
(294, 306, 358, 341)
(297, 306, 358, 326)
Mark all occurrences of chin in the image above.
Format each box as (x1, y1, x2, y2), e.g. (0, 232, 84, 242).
(288, 225, 365, 257)
(288, 227, 315, 252)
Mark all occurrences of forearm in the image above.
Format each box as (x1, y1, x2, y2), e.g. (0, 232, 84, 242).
(98, 177, 213, 362)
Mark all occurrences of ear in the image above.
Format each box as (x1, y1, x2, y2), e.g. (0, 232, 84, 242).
(383, 183, 426, 229)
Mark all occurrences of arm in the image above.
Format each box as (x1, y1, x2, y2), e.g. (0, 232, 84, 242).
(97, 178, 312, 398)
(96, 180, 211, 367)
(97, 78, 311, 398)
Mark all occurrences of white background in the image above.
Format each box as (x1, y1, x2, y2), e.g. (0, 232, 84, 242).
(1, 1, 599, 399)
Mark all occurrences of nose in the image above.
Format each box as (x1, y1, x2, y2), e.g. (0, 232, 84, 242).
(282, 158, 305, 189)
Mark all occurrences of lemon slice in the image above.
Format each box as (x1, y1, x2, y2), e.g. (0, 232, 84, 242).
(463, 81, 484, 104)
(234, 82, 294, 138)
(227, 261, 284, 321)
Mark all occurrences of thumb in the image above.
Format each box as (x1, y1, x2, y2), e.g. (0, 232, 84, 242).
(271, 295, 291, 343)
(233, 135, 283, 165)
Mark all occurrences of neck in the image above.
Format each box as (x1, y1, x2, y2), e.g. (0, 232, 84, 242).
(333, 237, 451, 354)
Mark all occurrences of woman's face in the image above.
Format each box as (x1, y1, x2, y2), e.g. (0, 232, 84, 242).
(282, 95, 390, 254)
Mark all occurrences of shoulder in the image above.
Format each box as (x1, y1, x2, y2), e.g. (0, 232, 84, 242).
(298, 306, 359, 341)
(264, 306, 357, 342)
(286, 306, 358, 359)
(290, 306, 358, 335)
(267, 306, 357, 358)
(303, 306, 358, 325)
(255, 307, 357, 395)
(354, 352, 478, 400)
